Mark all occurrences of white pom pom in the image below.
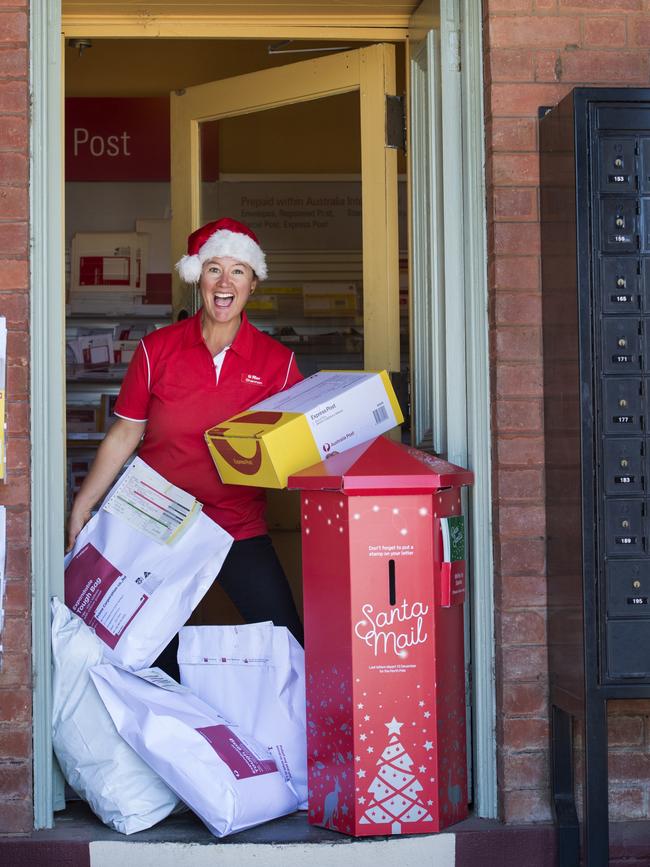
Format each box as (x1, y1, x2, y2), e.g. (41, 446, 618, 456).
(175, 255, 203, 284)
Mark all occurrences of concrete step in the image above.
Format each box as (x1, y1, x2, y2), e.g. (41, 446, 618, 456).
(0, 803, 558, 867)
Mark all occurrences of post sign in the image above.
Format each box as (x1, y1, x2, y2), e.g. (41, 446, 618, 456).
(65, 97, 218, 182)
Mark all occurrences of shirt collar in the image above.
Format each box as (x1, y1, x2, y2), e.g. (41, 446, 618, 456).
(185, 308, 254, 360)
(230, 312, 254, 360)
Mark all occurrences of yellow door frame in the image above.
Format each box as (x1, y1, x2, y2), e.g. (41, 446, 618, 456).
(61, 4, 412, 41)
(170, 44, 399, 371)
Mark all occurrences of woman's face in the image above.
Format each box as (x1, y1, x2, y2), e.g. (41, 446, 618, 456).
(199, 256, 257, 329)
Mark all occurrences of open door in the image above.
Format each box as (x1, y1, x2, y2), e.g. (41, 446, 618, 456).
(170, 44, 400, 373)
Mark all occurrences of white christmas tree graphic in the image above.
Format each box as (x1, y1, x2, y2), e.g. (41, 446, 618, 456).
(359, 717, 433, 833)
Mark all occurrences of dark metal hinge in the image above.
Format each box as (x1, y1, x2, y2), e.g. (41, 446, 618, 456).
(386, 94, 406, 153)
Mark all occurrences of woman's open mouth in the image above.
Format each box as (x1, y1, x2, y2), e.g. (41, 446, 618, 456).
(214, 292, 235, 308)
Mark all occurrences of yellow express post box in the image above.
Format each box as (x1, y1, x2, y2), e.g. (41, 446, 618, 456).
(205, 370, 404, 489)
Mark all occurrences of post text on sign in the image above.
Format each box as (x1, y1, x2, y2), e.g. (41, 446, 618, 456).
(73, 128, 132, 158)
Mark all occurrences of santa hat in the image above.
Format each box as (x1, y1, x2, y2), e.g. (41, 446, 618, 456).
(175, 217, 267, 283)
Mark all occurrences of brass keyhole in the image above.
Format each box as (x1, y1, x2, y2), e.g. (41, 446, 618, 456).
(621, 458, 629, 468)
(622, 520, 630, 528)
(617, 277, 627, 288)
(633, 580, 642, 589)
(620, 399, 628, 407)
(616, 217, 625, 227)
(618, 338, 627, 347)
(615, 158, 623, 168)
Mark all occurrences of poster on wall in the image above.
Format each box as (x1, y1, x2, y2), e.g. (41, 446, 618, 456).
(202, 179, 407, 251)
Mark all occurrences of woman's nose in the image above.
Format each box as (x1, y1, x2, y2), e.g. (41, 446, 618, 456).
(217, 271, 232, 286)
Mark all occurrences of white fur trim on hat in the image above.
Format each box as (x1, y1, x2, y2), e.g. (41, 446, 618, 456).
(175, 228, 267, 283)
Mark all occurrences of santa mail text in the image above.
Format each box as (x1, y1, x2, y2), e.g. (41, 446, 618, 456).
(354, 599, 429, 658)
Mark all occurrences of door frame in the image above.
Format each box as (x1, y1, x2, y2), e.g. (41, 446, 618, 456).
(31, 0, 495, 828)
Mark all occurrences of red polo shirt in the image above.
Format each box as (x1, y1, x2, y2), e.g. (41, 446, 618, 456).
(114, 311, 302, 539)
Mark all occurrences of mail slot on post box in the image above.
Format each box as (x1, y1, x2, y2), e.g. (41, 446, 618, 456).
(288, 436, 473, 837)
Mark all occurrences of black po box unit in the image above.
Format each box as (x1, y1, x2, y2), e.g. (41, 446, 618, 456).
(542, 88, 650, 867)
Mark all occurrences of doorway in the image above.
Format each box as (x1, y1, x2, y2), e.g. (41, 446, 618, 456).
(32, 0, 494, 830)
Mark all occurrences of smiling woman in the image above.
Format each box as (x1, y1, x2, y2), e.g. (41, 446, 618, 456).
(66, 217, 306, 678)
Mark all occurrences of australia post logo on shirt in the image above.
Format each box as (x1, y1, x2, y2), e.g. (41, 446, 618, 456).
(241, 372, 264, 386)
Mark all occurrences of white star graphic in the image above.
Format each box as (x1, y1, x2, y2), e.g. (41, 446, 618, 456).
(357, 703, 364, 709)
(355, 756, 361, 762)
(427, 800, 433, 806)
(385, 717, 404, 736)
(364, 715, 370, 721)
(357, 769, 366, 779)
(423, 711, 431, 719)
(423, 740, 434, 751)
(419, 765, 426, 773)
(367, 746, 374, 753)
(358, 797, 366, 804)
(418, 700, 425, 707)
(360, 733, 367, 741)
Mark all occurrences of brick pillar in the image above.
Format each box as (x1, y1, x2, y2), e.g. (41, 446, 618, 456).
(0, 0, 32, 835)
(484, 0, 650, 824)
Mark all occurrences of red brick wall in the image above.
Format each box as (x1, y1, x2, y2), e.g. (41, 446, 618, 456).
(0, 0, 31, 835)
(484, 0, 650, 823)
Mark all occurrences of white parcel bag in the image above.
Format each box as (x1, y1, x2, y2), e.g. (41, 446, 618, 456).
(51, 598, 179, 834)
(64, 457, 233, 670)
(178, 622, 308, 809)
(89, 663, 300, 837)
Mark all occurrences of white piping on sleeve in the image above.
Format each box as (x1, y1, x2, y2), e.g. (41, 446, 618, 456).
(114, 412, 148, 423)
(280, 352, 296, 391)
(141, 340, 151, 391)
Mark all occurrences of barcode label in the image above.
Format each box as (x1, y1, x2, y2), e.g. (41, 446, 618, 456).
(373, 404, 389, 424)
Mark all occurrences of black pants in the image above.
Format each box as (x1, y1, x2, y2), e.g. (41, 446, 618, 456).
(153, 534, 303, 680)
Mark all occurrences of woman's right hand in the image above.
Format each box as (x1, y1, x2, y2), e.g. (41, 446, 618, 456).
(64, 417, 146, 556)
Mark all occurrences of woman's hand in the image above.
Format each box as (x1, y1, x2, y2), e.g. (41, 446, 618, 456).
(65, 417, 146, 555)
(66, 502, 92, 553)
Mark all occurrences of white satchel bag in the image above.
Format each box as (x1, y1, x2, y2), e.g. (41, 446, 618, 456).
(89, 663, 300, 837)
(178, 622, 308, 809)
(51, 598, 179, 834)
(64, 457, 233, 670)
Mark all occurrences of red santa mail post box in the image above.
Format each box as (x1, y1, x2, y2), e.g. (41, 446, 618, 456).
(287, 436, 473, 837)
